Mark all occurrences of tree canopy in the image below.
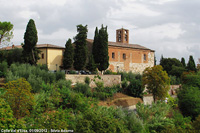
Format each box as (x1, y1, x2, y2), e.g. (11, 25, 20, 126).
(142, 65, 170, 102)
(73, 25, 88, 71)
(187, 55, 197, 72)
(181, 57, 186, 68)
(63, 38, 74, 70)
(22, 19, 40, 65)
(92, 25, 109, 73)
(0, 21, 13, 47)
(4, 78, 35, 119)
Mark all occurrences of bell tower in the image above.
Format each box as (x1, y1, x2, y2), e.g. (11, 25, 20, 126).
(116, 28, 129, 44)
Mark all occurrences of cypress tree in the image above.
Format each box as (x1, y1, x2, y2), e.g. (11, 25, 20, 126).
(63, 38, 74, 70)
(86, 54, 96, 72)
(181, 57, 186, 67)
(92, 27, 99, 64)
(187, 55, 197, 72)
(22, 19, 40, 65)
(160, 55, 164, 65)
(73, 25, 88, 71)
(97, 25, 109, 72)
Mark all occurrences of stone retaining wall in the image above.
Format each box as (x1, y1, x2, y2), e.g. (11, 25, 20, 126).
(65, 74, 121, 88)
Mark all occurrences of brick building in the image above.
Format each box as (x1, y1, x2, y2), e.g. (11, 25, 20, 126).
(87, 28, 155, 74)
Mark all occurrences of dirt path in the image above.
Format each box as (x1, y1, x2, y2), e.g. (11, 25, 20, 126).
(99, 93, 143, 108)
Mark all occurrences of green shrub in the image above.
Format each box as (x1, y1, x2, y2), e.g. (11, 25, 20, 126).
(55, 71, 65, 81)
(104, 69, 113, 75)
(0, 98, 16, 129)
(170, 75, 181, 85)
(118, 71, 141, 81)
(27, 75, 43, 93)
(56, 79, 71, 90)
(0, 61, 8, 77)
(75, 106, 129, 133)
(93, 91, 111, 101)
(125, 79, 144, 98)
(37, 64, 48, 71)
(68, 92, 94, 112)
(74, 82, 92, 97)
(95, 81, 104, 92)
(33, 91, 54, 114)
(136, 101, 174, 132)
(26, 109, 69, 130)
(171, 110, 192, 129)
(5, 63, 66, 92)
(178, 86, 200, 120)
(84, 76, 90, 85)
(121, 79, 128, 91)
(193, 115, 200, 130)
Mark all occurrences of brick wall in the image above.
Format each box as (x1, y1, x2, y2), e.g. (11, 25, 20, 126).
(108, 46, 154, 73)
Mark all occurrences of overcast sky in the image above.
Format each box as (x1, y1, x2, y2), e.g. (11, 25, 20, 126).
(1, 0, 200, 64)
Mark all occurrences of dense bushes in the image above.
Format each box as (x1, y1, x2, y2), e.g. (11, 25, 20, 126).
(0, 61, 8, 77)
(5, 63, 65, 93)
(0, 48, 23, 65)
(178, 86, 200, 120)
(0, 98, 16, 129)
(120, 71, 144, 98)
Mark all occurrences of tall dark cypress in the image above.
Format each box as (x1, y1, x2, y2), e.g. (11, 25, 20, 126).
(181, 57, 186, 68)
(97, 25, 109, 72)
(63, 38, 74, 69)
(92, 27, 99, 64)
(86, 54, 96, 72)
(22, 19, 40, 65)
(187, 55, 197, 72)
(73, 25, 88, 71)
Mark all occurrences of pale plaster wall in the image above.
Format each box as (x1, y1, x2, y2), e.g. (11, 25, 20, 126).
(37, 48, 47, 65)
(47, 48, 64, 71)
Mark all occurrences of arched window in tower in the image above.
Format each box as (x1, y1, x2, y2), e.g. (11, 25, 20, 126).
(118, 31, 121, 42)
(118, 35, 121, 42)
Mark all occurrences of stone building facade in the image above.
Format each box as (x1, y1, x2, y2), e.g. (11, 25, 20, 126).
(87, 28, 155, 74)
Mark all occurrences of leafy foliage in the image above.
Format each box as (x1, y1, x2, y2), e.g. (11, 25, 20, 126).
(142, 65, 170, 102)
(0, 21, 13, 46)
(93, 25, 109, 72)
(181, 57, 186, 67)
(136, 101, 174, 132)
(187, 55, 197, 72)
(73, 24, 88, 70)
(22, 19, 40, 65)
(26, 109, 69, 130)
(0, 98, 16, 129)
(63, 38, 74, 69)
(0, 61, 8, 77)
(86, 54, 96, 72)
(75, 106, 129, 133)
(160, 57, 184, 78)
(4, 78, 35, 119)
(126, 79, 144, 98)
(178, 86, 200, 120)
(0, 48, 23, 65)
(5, 63, 65, 93)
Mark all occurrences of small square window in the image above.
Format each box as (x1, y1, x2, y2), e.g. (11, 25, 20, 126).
(112, 52, 115, 59)
(123, 53, 126, 60)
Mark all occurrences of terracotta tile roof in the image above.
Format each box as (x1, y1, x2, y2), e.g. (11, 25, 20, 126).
(0, 44, 64, 50)
(86, 39, 154, 51)
(36, 44, 64, 49)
